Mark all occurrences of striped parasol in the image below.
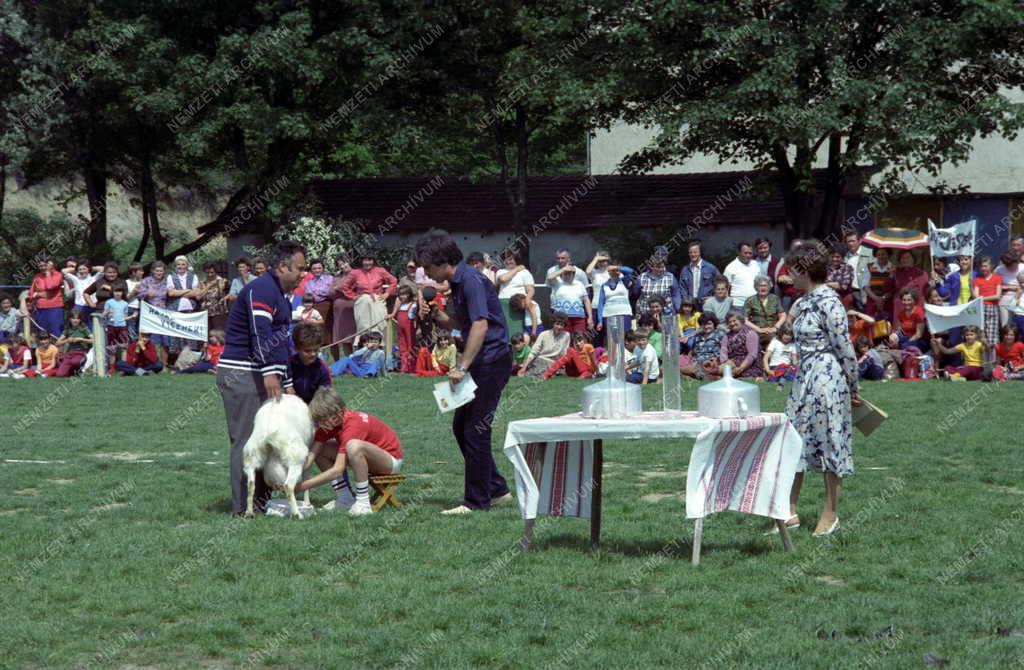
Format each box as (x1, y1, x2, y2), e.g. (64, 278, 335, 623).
(861, 227, 930, 250)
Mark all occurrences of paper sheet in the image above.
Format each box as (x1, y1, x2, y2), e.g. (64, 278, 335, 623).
(433, 374, 477, 413)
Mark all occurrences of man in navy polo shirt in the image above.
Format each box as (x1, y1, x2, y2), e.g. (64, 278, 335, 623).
(415, 229, 513, 515)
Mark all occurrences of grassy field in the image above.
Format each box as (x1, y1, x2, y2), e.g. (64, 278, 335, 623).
(1, 373, 1022, 669)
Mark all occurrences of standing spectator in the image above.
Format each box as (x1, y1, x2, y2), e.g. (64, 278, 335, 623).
(115, 332, 164, 376)
(939, 254, 975, 306)
(744, 275, 785, 345)
(636, 249, 681, 317)
(593, 261, 634, 336)
(585, 250, 613, 298)
(252, 257, 268, 276)
(864, 247, 895, 318)
(549, 266, 592, 334)
(0, 294, 20, 342)
(545, 248, 588, 287)
(723, 242, 760, 309)
(198, 261, 230, 332)
(775, 240, 806, 312)
(328, 254, 357, 359)
(825, 247, 855, 307)
(218, 240, 306, 515)
(226, 257, 254, 303)
(467, 252, 496, 283)
(678, 241, 720, 302)
(28, 255, 66, 337)
(389, 285, 418, 373)
(753, 237, 780, 289)
(137, 261, 170, 368)
(84, 262, 127, 313)
(844, 231, 873, 306)
(1011, 234, 1024, 259)
(973, 256, 1002, 362)
(102, 287, 130, 348)
(929, 256, 956, 293)
(340, 254, 397, 343)
(995, 250, 1020, 327)
(304, 258, 334, 345)
(890, 250, 928, 317)
(398, 259, 420, 297)
(415, 229, 513, 515)
(702, 277, 733, 328)
(62, 259, 102, 320)
(53, 310, 91, 377)
(166, 255, 203, 354)
(719, 311, 763, 379)
(495, 250, 535, 338)
(125, 262, 145, 341)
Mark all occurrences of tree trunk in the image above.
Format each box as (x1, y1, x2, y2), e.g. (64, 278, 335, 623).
(816, 133, 845, 242)
(513, 103, 529, 264)
(84, 167, 108, 258)
(133, 167, 151, 263)
(141, 155, 164, 259)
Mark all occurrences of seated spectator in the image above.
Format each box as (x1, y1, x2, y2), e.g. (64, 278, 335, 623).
(293, 292, 324, 323)
(744, 275, 785, 345)
(517, 312, 570, 377)
(176, 331, 226, 375)
(4, 335, 32, 376)
(510, 293, 541, 344)
(864, 247, 895, 319)
(932, 325, 987, 380)
(542, 331, 597, 380)
(302, 387, 404, 516)
(332, 330, 386, 378)
(287, 323, 331, 402)
(680, 314, 723, 379)
(719, 311, 763, 379)
(647, 297, 665, 331)
(763, 325, 798, 382)
(415, 330, 457, 377)
(854, 336, 885, 380)
(34, 332, 60, 377)
(637, 315, 662, 357)
(510, 332, 531, 375)
(625, 329, 659, 385)
(847, 307, 877, 345)
(53, 311, 91, 377)
(1, 294, 21, 343)
(702, 277, 732, 329)
(116, 331, 164, 376)
(894, 287, 928, 351)
(993, 325, 1024, 380)
(676, 296, 701, 350)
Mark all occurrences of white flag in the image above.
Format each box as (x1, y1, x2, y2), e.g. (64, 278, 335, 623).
(928, 218, 976, 257)
(140, 302, 208, 340)
(924, 298, 984, 334)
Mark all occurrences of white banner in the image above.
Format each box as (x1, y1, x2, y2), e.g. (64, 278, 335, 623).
(924, 298, 984, 334)
(928, 218, 975, 257)
(140, 302, 208, 340)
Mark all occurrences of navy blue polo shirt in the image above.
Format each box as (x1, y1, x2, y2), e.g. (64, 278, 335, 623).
(450, 261, 509, 365)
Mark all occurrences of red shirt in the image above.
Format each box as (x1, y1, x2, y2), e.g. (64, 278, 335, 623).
(849, 317, 874, 344)
(339, 267, 398, 301)
(126, 340, 158, 367)
(996, 341, 1024, 368)
(207, 343, 224, 366)
(896, 305, 925, 337)
(315, 410, 403, 459)
(29, 270, 65, 309)
(973, 274, 1002, 303)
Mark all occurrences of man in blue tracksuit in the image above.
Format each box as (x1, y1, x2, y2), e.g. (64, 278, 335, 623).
(416, 229, 512, 514)
(217, 240, 307, 515)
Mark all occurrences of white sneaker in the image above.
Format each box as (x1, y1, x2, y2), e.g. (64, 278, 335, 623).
(440, 504, 474, 515)
(134, 368, 146, 376)
(335, 486, 356, 510)
(348, 500, 373, 516)
(491, 493, 515, 507)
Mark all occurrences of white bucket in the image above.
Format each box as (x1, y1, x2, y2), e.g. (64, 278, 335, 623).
(264, 498, 316, 518)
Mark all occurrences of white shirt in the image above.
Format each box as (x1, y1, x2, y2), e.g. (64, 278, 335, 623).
(495, 267, 536, 300)
(995, 264, 1020, 306)
(65, 271, 101, 307)
(546, 264, 588, 287)
(755, 255, 773, 277)
(765, 338, 796, 367)
(523, 299, 540, 327)
(631, 343, 659, 379)
(723, 258, 759, 307)
(688, 261, 705, 298)
(597, 280, 632, 318)
(167, 272, 200, 311)
(550, 277, 588, 318)
(845, 246, 874, 291)
(127, 278, 141, 309)
(590, 268, 610, 297)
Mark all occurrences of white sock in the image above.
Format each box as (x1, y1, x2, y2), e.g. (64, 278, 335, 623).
(354, 480, 370, 504)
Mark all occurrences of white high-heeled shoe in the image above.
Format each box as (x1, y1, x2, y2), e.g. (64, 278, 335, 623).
(813, 518, 840, 537)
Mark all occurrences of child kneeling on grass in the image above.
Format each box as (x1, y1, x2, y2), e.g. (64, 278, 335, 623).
(299, 387, 404, 516)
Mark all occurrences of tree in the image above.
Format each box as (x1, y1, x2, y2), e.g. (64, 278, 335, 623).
(579, 0, 1024, 239)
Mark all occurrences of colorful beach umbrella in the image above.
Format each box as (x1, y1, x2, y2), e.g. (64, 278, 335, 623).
(861, 227, 929, 250)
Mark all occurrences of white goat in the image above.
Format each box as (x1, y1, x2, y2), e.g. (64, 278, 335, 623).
(243, 394, 313, 518)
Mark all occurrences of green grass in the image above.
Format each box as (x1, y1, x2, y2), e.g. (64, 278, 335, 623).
(1, 374, 1022, 669)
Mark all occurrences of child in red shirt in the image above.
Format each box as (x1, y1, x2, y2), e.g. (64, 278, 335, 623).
(993, 325, 1024, 380)
(115, 332, 163, 375)
(973, 257, 1002, 361)
(300, 387, 404, 516)
(176, 331, 225, 374)
(542, 331, 597, 379)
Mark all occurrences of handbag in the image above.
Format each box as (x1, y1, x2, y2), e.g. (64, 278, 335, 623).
(872, 320, 892, 339)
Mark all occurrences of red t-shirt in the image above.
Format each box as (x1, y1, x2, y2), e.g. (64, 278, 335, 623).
(207, 343, 224, 366)
(996, 341, 1024, 368)
(849, 317, 874, 344)
(896, 305, 925, 337)
(315, 410, 403, 459)
(973, 274, 1002, 303)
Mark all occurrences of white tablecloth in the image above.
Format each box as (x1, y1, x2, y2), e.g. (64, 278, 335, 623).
(502, 411, 803, 521)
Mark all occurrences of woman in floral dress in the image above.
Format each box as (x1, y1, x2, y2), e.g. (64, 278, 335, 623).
(784, 241, 861, 537)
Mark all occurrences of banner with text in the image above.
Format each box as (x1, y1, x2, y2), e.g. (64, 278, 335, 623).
(924, 298, 984, 334)
(140, 302, 208, 340)
(928, 218, 976, 257)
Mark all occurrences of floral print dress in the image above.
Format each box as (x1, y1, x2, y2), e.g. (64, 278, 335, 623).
(786, 285, 859, 477)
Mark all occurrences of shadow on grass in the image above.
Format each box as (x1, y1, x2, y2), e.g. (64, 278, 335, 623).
(533, 533, 776, 560)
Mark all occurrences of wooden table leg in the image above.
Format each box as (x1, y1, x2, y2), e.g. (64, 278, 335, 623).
(590, 439, 603, 549)
(776, 519, 795, 553)
(520, 519, 535, 552)
(692, 518, 703, 566)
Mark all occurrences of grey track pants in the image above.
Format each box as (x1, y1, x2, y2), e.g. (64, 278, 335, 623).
(216, 366, 270, 514)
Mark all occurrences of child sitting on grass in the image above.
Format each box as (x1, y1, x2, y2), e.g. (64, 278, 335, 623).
(176, 331, 226, 375)
(625, 329, 659, 385)
(510, 332, 531, 374)
(4, 335, 32, 377)
(115, 331, 164, 375)
(332, 330, 386, 377)
(542, 331, 597, 379)
(680, 314, 723, 379)
(289, 322, 332, 403)
(993, 325, 1024, 380)
(415, 330, 457, 377)
(637, 314, 663, 357)
(932, 325, 988, 380)
(676, 296, 701, 349)
(53, 311, 91, 377)
(33, 332, 60, 377)
(763, 325, 798, 382)
(518, 312, 570, 376)
(300, 387, 404, 516)
(855, 335, 885, 380)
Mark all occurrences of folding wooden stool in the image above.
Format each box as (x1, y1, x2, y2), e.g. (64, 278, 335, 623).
(368, 474, 406, 512)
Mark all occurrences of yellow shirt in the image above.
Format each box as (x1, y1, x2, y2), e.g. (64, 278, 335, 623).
(956, 341, 984, 367)
(677, 311, 701, 332)
(36, 344, 59, 368)
(958, 273, 972, 305)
